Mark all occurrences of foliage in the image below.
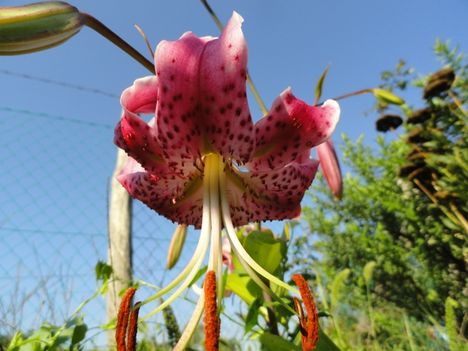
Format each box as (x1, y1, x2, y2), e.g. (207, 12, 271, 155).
(292, 40, 467, 350)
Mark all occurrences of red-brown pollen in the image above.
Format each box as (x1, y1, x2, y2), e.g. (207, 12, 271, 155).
(116, 287, 140, 351)
(292, 274, 319, 351)
(204, 270, 220, 351)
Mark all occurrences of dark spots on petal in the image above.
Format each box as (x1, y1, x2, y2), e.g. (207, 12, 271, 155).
(219, 107, 226, 114)
(170, 74, 175, 81)
(275, 105, 283, 112)
(267, 115, 273, 121)
(173, 125, 180, 133)
(171, 58, 176, 63)
(167, 132, 174, 140)
(305, 141, 313, 147)
(235, 108, 242, 116)
(227, 102, 233, 110)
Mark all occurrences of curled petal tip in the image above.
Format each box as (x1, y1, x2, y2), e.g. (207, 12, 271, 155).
(230, 11, 244, 24)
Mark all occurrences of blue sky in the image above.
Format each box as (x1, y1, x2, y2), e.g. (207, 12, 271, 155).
(1, 0, 467, 345)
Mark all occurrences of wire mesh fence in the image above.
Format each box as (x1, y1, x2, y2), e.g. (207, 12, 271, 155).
(0, 104, 199, 347)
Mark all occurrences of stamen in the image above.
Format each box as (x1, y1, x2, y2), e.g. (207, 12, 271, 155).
(116, 287, 137, 351)
(204, 271, 220, 351)
(219, 171, 297, 294)
(173, 294, 205, 351)
(126, 302, 141, 351)
(292, 274, 319, 351)
(141, 155, 213, 313)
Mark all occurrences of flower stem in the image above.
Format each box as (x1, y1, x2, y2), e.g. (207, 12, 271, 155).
(330, 88, 372, 102)
(80, 13, 154, 74)
(219, 170, 298, 294)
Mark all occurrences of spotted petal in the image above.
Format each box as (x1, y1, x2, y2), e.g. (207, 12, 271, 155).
(225, 159, 319, 226)
(249, 88, 340, 170)
(154, 12, 254, 165)
(118, 158, 204, 227)
(198, 12, 254, 162)
(114, 76, 169, 174)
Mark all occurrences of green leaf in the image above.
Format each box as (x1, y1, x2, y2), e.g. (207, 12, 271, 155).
(70, 323, 87, 348)
(242, 230, 287, 276)
(95, 261, 113, 283)
(315, 327, 341, 351)
(188, 265, 207, 287)
(226, 273, 262, 305)
(244, 298, 262, 333)
(372, 88, 405, 105)
(314, 65, 330, 104)
(259, 331, 301, 351)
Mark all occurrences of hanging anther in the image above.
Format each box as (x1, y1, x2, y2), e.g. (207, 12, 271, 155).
(292, 274, 319, 351)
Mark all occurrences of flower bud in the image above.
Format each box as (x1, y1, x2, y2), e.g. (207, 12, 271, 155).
(371, 88, 405, 105)
(166, 224, 187, 269)
(317, 139, 343, 199)
(0, 1, 83, 55)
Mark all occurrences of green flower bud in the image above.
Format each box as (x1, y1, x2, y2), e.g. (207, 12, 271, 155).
(166, 224, 188, 269)
(0, 1, 83, 55)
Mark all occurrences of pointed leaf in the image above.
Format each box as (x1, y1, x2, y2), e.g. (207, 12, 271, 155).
(314, 65, 330, 105)
(259, 331, 301, 351)
(315, 327, 341, 351)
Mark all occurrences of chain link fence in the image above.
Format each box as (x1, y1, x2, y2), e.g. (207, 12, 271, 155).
(0, 104, 200, 348)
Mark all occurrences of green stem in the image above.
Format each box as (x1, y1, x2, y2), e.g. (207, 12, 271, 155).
(330, 88, 372, 102)
(80, 13, 154, 74)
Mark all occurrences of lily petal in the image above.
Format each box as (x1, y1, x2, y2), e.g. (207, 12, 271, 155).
(225, 159, 319, 225)
(198, 12, 254, 163)
(121, 75, 159, 114)
(154, 32, 211, 164)
(118, 158, 204, 227)
(153, 12, 253, 165)
(249, 88, 340, 170)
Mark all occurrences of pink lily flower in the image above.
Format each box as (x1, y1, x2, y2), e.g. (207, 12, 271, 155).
(316, 139, 343, 199)
(114, 12, 339, 349)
